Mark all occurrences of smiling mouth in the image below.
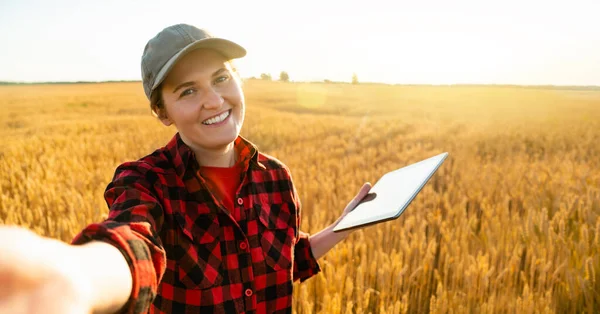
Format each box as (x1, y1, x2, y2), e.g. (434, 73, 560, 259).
(202, 110, 231, 125)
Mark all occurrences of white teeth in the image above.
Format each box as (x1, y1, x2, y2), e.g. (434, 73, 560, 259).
(203, 110, 230, 125)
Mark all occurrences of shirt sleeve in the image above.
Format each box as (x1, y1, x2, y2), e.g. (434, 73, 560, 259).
(71, 161, 167, 314)
(293, 230, 322, 282)
(285, 168, 322, 283)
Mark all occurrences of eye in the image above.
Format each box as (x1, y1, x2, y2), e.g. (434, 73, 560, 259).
(214, 75, 230, 84)
(179, 88, 196, 98)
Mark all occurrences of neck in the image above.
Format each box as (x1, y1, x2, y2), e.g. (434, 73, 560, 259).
(193, 143, 236, 168)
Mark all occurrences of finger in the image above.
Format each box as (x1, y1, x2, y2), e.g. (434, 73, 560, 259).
(356, 182, 372, 199)
(0, 290, 31, 314)
(346, 182, 372, 210)
(0, 283, 90, 314)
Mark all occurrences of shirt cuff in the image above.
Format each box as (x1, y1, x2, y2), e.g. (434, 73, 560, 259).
(293, 230, 321, 282)
(71, 222, 159, 314)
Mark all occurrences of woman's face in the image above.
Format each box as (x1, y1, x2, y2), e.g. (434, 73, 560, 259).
(159, 48, 245, 152)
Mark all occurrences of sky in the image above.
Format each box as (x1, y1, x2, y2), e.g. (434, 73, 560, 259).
(0, 0, 599, 86)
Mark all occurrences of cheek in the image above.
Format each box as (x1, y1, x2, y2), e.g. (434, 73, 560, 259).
(227, 81, 244, 105)
(230, 92, 245, 114)
(171, 103, 201, 123)
(233, 102, 245, 121)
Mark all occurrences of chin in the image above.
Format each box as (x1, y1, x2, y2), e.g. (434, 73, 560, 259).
(186, 123, 241, 148)
(201, 133, 238, 149)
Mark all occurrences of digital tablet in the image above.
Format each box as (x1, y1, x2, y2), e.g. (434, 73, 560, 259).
(333, 152, 449, 233)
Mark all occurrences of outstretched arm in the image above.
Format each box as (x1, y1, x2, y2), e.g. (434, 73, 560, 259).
(0, 227, 132, 314)
(74, 240, 133, 314)
(0, 162, 167, 314)
(308, 182, 372, 260)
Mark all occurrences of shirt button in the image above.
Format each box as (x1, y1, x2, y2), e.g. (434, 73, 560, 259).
(245, 289, 253, 297)
(239, 241, 248, 250)
(237, 198, 243, 205)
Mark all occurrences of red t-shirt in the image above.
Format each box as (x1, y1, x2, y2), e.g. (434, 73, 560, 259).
(198, 163, 243, 214)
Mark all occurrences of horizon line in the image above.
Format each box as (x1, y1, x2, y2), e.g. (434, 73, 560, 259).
(0, 79, 599, 91)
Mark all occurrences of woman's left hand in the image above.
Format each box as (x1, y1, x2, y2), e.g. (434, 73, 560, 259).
(333, 182, 373, 229)
(309, 182, 373, 259)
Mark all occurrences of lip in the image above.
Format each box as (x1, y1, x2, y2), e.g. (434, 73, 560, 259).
(202, 109, 232, 126)
(202, 109, 230, 122)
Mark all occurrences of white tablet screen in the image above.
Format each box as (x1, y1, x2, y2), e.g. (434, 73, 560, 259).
(333, 152, 448, 232)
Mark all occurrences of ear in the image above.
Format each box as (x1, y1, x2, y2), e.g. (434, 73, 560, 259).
(159, 116, 173, 127)
(152, 106, 172, 126)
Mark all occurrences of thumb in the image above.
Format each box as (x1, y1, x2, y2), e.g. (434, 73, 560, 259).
(345, 182, 372, 213)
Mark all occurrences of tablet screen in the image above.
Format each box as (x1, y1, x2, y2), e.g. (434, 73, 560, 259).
(333, 152, 448, 232)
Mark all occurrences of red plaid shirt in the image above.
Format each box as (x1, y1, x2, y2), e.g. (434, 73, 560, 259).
(71, 133, 321, 314)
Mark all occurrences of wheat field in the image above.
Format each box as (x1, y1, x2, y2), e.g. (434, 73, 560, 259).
(1, 80, 599, 313)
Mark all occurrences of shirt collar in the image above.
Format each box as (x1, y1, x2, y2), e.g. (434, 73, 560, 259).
(166, 132, 266, 179)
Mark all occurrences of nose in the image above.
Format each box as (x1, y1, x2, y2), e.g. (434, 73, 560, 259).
(202, 87, 224, 110)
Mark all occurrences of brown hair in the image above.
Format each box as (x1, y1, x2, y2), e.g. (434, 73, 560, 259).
(150, 84, 165, 119)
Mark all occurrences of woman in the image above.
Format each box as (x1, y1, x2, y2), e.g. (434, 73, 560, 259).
(0, 23, 371, 314)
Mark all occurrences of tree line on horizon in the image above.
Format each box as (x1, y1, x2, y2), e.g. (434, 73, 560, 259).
(247, 71, 359, 85)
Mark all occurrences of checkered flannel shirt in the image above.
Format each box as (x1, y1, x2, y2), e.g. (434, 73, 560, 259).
(71, 132, 321, 313)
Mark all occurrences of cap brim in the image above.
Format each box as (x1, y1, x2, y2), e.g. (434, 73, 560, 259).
(152, 38, 246, 91)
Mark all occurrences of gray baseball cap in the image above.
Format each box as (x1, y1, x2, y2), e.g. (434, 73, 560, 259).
(141, 23, 246, 100)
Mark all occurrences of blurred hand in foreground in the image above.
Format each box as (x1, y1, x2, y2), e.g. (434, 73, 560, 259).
(0, 226, 93, 314)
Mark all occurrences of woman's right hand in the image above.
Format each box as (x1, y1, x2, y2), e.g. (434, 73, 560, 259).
(0, 226, 94, 314)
